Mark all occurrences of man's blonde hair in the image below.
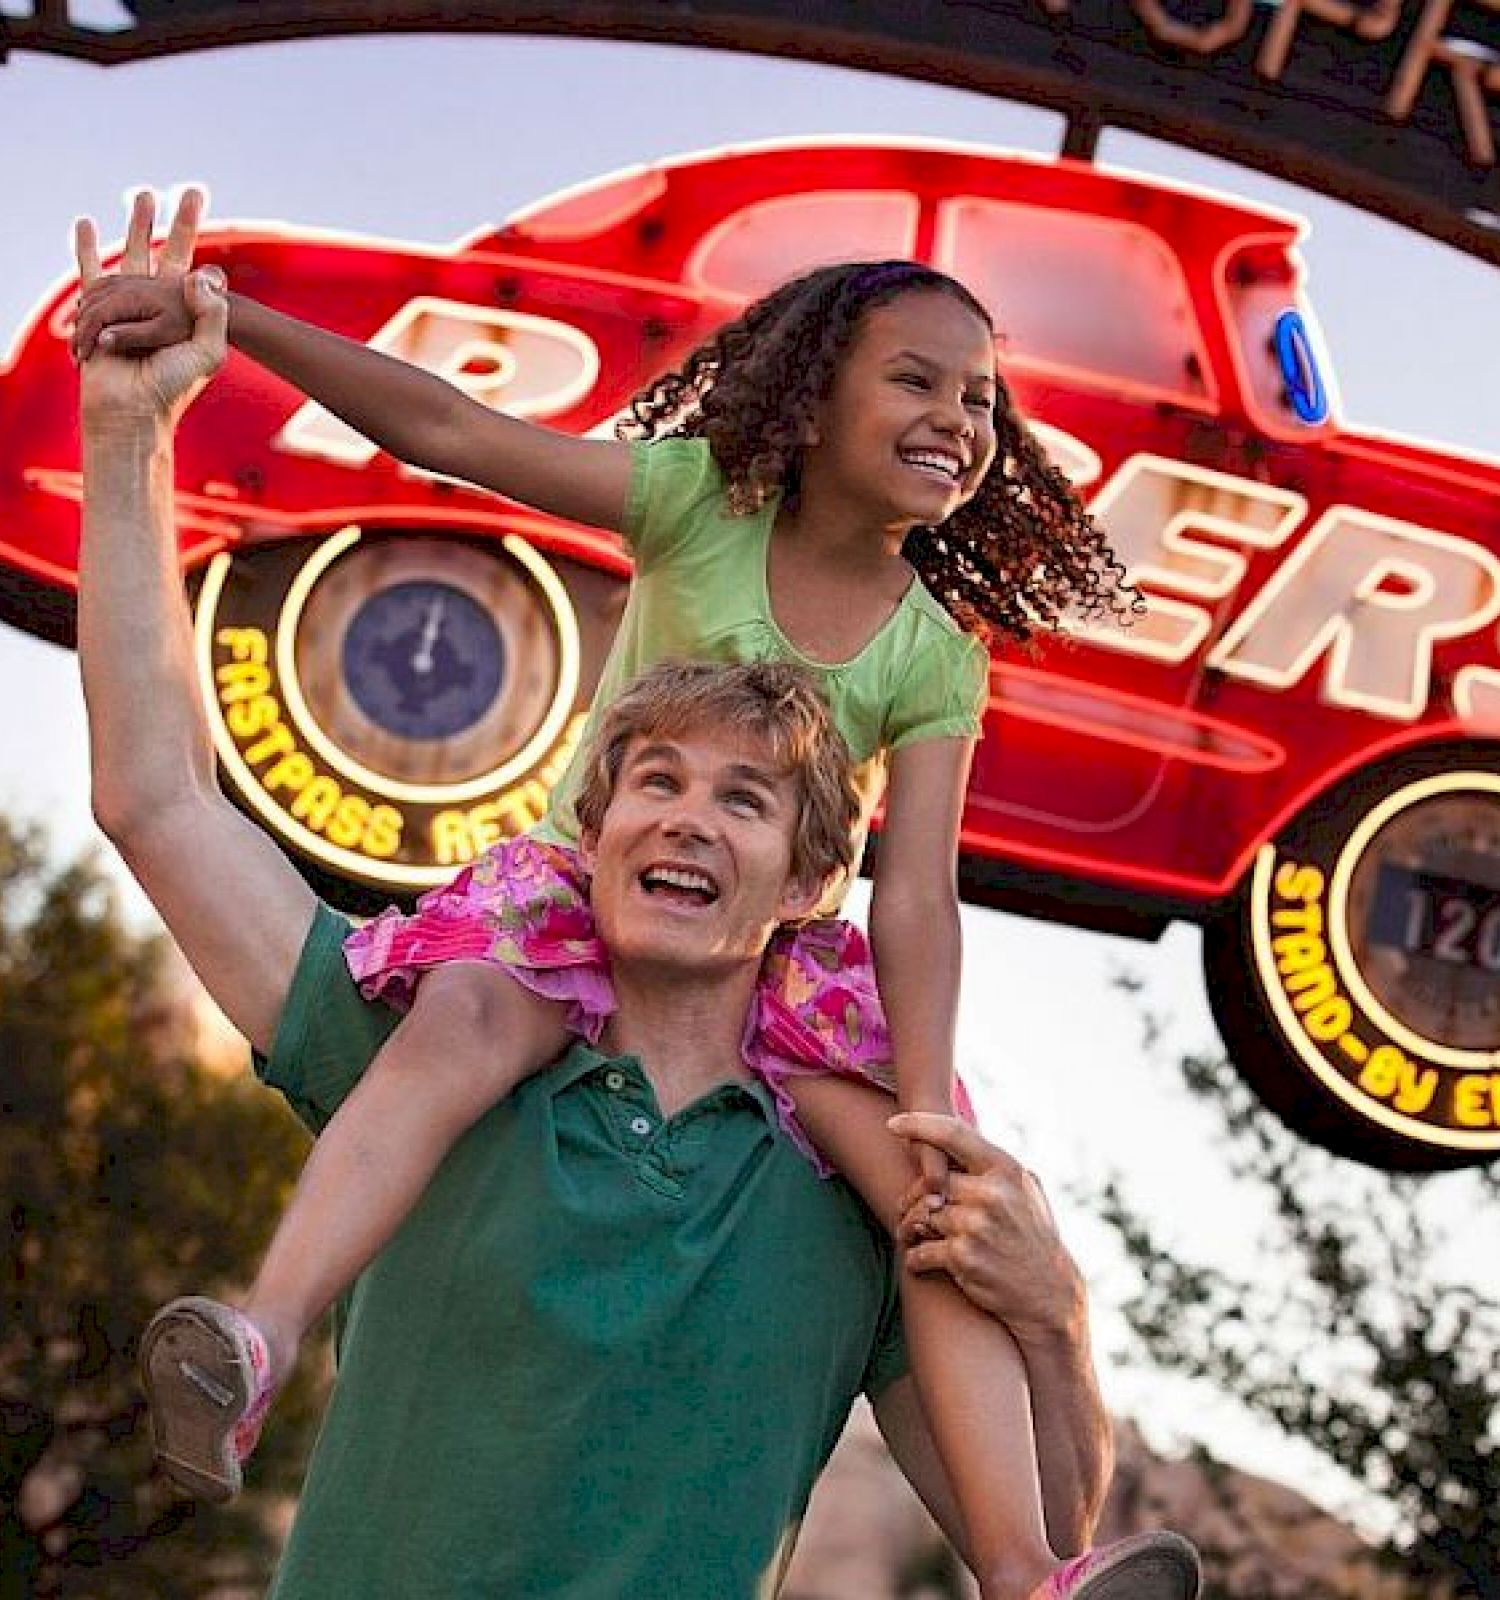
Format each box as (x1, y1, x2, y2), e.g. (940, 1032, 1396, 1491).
(574, 660, 859, 895)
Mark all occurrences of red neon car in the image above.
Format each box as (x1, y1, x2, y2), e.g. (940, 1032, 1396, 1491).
(4, 141, 1498, 1169)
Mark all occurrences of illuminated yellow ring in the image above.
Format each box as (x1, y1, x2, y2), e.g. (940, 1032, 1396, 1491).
(1326, 769, 1500, 1071)
(195, 550, 448, 889)
(272, 526, 581, 805)
(1249, 842, 1500, 1150)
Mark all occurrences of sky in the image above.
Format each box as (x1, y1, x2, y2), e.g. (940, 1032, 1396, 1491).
(3, 6, 1498, 1527)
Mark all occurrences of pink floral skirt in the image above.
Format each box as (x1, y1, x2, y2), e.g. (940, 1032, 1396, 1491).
(343, 836, 968, 1174)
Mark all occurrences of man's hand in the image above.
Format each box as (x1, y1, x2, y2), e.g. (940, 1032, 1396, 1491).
(75, 188, 223, 428)
(888, 1111, 1085, 1348)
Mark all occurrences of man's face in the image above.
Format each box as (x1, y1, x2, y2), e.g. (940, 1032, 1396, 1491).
(580, 724, 822, 978)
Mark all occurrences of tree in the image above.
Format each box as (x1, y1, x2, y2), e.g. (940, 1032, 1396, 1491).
(0, 818, 322, 1596)
(1094, 982, 1500, 1599)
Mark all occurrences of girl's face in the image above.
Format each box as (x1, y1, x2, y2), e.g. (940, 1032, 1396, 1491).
(804, 287, 999, 534)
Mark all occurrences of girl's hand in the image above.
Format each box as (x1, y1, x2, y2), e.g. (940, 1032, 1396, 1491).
(75, 189, 224, 428)
(74, 271, 195, 364)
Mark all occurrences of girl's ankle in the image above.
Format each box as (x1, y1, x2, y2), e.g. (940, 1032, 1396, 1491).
(978, 1553, 1060, 1600)
(237, 1304, 302, 1387)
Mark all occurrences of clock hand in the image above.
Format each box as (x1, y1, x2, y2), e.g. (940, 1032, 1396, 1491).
(412, 596, 447, 675)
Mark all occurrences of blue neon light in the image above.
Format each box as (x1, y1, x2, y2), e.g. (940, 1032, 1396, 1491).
(1273, 309, 1329, 425)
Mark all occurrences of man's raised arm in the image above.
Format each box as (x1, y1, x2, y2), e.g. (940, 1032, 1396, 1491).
(78, 190, 317, 1056)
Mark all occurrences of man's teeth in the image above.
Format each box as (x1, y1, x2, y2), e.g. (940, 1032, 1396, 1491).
(901, 450, 961, 481)
(642, 867, 718, 900)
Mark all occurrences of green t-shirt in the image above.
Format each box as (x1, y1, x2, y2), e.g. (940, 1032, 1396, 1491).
(538, 436, 990, 869)
(257, 905, 907, 1599)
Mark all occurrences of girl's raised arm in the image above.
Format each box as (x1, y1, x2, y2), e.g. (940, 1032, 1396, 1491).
(222, 294, 634, 532)
(71, 192, 634, 535)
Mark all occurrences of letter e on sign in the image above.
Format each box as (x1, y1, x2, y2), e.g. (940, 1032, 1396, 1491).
(1069, 453, 1306, 662)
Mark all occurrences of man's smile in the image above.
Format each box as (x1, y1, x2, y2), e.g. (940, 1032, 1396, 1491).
(637, 860, 722, 908)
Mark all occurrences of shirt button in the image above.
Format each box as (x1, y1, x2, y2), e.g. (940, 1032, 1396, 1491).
(604, 1070, 626, 1092)
(629, 1115, 653, 1137)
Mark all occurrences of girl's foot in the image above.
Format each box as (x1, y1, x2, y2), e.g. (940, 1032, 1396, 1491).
(1027, 1531, 1202, 1599)
(139, 1296, 277, 1502)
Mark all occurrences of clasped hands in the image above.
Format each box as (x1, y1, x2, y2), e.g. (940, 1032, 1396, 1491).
(890, 1112, 1084, 1345)
(73, 187, 222, 428)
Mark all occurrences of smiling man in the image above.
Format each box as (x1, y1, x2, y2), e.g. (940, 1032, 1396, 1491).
(233, 659, 953, 1597)
(74, 207, 1122, 1594)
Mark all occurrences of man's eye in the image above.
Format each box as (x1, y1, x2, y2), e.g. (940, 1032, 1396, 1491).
(965, 392, 993, 412)
(640, 771, 677, 793)
(896, 372, 929, 389)
(724, 789, 765, 814)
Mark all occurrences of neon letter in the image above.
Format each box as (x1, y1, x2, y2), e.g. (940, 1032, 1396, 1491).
(1209, 506, 1500, 719)
(1069, 453, 1306, 662)
(276, 297, 601, 468)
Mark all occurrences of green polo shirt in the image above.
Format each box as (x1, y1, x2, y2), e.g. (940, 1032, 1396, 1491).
(257, 905, 906, 1598)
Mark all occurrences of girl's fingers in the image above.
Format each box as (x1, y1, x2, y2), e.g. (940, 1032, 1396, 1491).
(74, 284, 165, 360)
(96, 317, 178, 356)
(121, 189, 155, 275)
(159, 187, 203, 276)
(74, 217, 102, 287)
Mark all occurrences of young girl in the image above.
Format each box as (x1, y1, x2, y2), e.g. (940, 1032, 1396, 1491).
(77, 192, 1196, 1600)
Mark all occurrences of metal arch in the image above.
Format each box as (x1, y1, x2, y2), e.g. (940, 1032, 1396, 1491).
(4, 0, 1500, 267)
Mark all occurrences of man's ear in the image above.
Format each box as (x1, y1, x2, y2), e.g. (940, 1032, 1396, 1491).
(777, 872, 825, 923)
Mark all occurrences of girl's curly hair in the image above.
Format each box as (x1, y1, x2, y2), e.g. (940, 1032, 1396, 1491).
(620, 259, 1133, 642)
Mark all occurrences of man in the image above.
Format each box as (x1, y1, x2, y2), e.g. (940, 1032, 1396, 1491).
(75, 195, 1121, 1597)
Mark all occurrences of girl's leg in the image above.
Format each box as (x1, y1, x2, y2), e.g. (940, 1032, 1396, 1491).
(244, 962, 569, 1372)
(144, 962, 569, 1498)
(789, 1074, 1058, 1600)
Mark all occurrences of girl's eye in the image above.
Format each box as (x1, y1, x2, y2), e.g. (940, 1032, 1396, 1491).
(724, 789, 766, 814)
(965, 392, 993, 412)
(640, 771, 677, 794)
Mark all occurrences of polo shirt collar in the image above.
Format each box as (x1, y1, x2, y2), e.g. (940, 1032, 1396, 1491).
(549, 1042, 781, 1129)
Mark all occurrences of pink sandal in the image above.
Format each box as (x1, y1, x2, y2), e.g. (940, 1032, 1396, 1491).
(140, 1296, 275, 1502)
(1029, 1531, 1202, 1598)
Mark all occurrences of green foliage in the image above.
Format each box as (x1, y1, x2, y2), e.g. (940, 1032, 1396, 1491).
(1095, 984, 1500, 1599)
(0, 818, 321, 1596)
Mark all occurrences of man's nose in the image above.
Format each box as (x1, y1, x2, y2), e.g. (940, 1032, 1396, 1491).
(658, 791, 716, 841)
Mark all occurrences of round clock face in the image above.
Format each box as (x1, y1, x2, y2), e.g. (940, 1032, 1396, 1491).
(342, 579, 505, 741)
(1347, 791, 1500, 1054)
(292, 534, 569, 791)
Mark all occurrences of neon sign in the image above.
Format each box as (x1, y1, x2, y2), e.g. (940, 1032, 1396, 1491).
(4, 139, 1500, 1166)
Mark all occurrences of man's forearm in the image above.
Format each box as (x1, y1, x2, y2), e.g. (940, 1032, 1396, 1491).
(1015, 1295, 1113, 1555)
(80, 419, 217, 834)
